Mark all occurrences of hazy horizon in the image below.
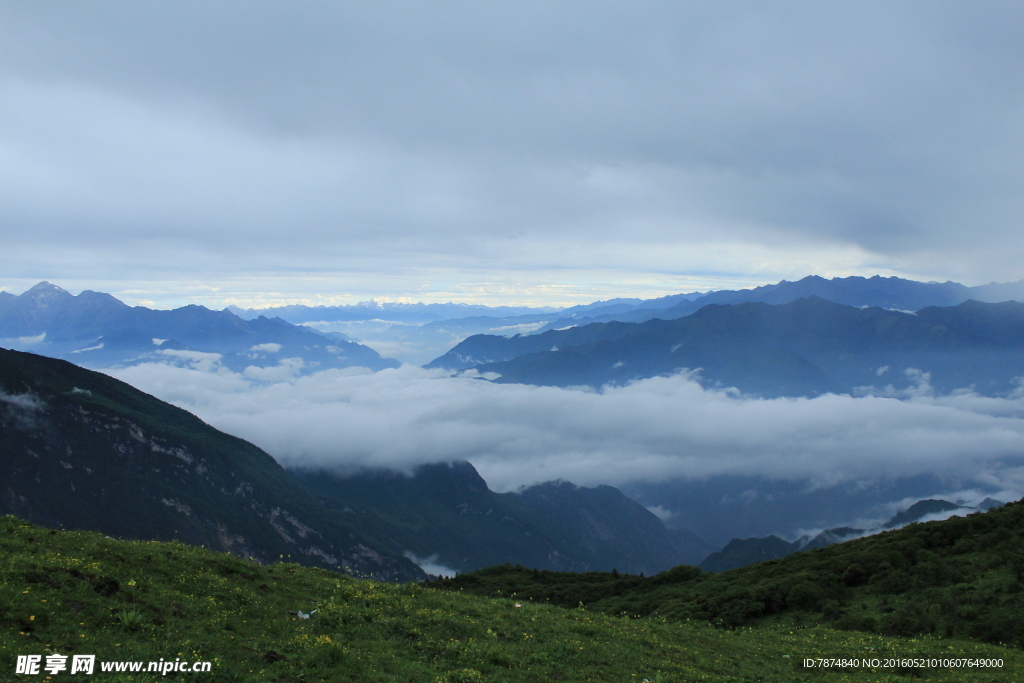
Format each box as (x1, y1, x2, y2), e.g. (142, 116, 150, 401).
(3, 272, 1022, 313)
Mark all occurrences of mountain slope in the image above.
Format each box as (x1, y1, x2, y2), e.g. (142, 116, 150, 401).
(915, 299, 1024, 346)
(699, 535, 801, 573)
(0, 347, 419, 580)
(291, 462, 697, 576)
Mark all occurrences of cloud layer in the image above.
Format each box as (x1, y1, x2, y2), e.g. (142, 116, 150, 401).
(2, 2, 1024, 306)
(106, 360, 1024, 500)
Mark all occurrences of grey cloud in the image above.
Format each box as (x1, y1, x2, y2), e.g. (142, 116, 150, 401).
(105, 363, 1024, 499)
(1, 2, 1023, 302)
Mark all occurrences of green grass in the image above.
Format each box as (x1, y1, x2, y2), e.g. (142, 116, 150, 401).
(1, 516, 1017, 681)
(430, 501, 1024, 652)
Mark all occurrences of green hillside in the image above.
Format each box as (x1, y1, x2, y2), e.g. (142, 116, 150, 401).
(431, 500, 1024, 649)
(0, 516, 1015, 682)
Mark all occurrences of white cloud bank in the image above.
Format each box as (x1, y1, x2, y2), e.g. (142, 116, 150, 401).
(105, 361, 1024, 499)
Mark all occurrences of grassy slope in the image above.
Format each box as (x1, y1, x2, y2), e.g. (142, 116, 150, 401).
(430, 501, 1024, 651)
(0, 516, 1016, 682)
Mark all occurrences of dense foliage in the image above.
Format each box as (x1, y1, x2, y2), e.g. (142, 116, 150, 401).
(430, 501, 1024, 648)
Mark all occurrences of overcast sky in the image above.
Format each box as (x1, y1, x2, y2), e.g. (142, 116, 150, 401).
(2, 1, 1023, 308)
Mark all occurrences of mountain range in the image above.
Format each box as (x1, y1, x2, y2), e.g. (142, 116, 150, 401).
(0, 347, 419, 579)
(228, 300, 561, 325)
(231, 274, 1024, 332)
(531, 274, 1024, 331)
(0, 282, 398, 374)
(430, 296, 1024, 397)
(14, 336, 1002, 578)
(219, 275, 1024, 365)
(8, 274, 1024, 371)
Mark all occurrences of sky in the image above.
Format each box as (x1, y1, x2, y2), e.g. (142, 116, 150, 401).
(2, 1, 1024, 308)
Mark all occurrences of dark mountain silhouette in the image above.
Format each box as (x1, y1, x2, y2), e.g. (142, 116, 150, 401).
(0, 347, 420, 580)
(700, 535, 799, 573)
(291, 462, 708, 576)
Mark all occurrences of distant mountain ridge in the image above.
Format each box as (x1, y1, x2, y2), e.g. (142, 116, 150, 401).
(13, 274, 1020, 368)
(0, 282, 398, 374)
(431, 296, 1024, 397)
(223, 275, 1024, 365)
(9, 273, 1024, 334)
(230, 275, 1024, 332)
(534, 275, 1024, 330)
(228, 300, 562, 325)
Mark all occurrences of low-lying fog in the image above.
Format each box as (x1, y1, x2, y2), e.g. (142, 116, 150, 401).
(109, 355, 1024, 545)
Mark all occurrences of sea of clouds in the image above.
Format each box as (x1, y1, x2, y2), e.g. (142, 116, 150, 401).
(107, 356, 1024, 506)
